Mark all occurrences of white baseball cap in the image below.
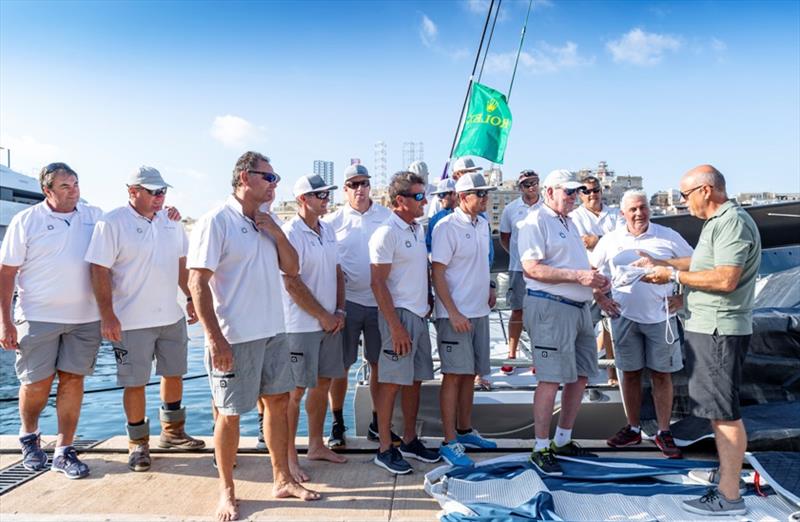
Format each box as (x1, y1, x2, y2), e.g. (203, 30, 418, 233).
(128, 166, 172, 190)
(542, 169, 583, 190)
(455, 172, 497, 193)
(292, 174, 338, 198)
(408, 160, 430, 178)
(451, 157, 482, 174)
(431, 178, 457, 195)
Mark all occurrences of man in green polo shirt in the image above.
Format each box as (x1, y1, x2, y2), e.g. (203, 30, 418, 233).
(641, 164, 761, 516)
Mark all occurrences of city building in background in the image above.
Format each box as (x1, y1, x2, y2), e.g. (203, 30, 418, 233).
(313, 159, 335, 203)
(574, 161, 643, 207)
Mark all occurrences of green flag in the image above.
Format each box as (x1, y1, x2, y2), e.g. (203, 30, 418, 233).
(454, 82, 512, 164)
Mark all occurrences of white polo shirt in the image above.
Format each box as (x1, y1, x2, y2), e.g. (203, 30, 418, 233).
(0, 201, 102, 324)
(324, 201, 391, 307)
(280, 215, 339, 333)
(499, 196, 542, 272)
(518, 204, 593, 303)
(431, 207, 491, 319)
(569, 204, 624, 239)
(84, 205, 187, 331)
(591, 223, 694, 324)
(186, 195, 285, 344)
(369, 212, 429, 318)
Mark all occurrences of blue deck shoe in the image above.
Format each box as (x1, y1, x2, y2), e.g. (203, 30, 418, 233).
(440, 441, 474, 467)
(457, 429, 498, 449)
(399, 437, 441, 463)
(19, 433, 48, 471)
(51, 447, 89, 479)
(374, 447, 412, 475)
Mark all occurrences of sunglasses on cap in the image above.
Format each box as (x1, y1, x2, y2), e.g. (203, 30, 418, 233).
(345, 180, 370, 189)
(309, 191, 330, 200)
(140, 187, 168, 197)
(400, 192, 425, 202)
(581, 187, 602, 195)
(436, 191, 455, 199)
(248, 170, 279, 183)
(465, 190, 490, 198)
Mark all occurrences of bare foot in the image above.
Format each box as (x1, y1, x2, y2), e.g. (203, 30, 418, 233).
(289, 458, 310, 482)
(273, 480, 321, 501)
(215, 488, 239, 521)
(307, 445, 347, 463)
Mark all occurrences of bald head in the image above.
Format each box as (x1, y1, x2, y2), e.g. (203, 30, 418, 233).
(682, 164, 727, 193)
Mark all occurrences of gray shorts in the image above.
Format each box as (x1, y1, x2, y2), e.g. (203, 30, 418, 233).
(609, 316, 683, 373)
(343, 301, 381, 366)
(377, 308, 434, 386)
(15, 320, 101, 384)
(112, 319, 189, 387)
(523, 295, 597, 384)
(684, 330, 749, 421)
(286, 330, 346, 389)
(435, 316, 491, 376)
(205, 334, 294, 416)
(506, 271, 526, 311)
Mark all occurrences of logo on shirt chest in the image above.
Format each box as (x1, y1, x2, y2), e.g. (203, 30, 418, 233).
(137, 227, 143, 234)
(47, 225, 54, 231)
(241, 227, 249, 234)
(466, 233, 471, 239)
(405, 240, 412, 248)
(559, 232, 566, 239)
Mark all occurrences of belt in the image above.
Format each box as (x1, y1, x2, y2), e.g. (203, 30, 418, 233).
(527, 289, 585, 309)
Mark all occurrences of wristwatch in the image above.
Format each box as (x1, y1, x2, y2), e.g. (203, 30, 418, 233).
(335, 308, 347, 317)
(489, 281, 497, 289)
(670, 268, 681, 285)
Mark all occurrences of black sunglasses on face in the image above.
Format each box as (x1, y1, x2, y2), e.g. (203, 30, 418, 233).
(400, 192, 425, 202)
(581, 187, 602, 195)
(139, 187, 167, 197)
(345, 180, 370, 189)
(520, 181, 538, 189)
(562, 187, 583, 196)
(248, 170, 279, 183)
(466, 190, 490, 198)
(310, 191, 330, 200)
(437, 191, 455, 199)
(680, 185, 707, 200)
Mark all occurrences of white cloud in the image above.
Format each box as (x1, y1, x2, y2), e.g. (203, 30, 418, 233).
(485, 41, 593, 74)
(210, 115, 264, 148)
(606, 28, 682, 66)
(0, 134, 62, 174)
(711, 38, 727, 52)
(419, 14, 438, 47)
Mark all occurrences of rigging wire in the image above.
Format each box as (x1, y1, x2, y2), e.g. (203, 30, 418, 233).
(447, 0, 497, 164)
(477, 0, 503, 84)
(507, 0, 534, 103)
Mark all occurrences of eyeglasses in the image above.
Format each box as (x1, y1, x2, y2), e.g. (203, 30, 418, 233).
(142, 187, 168, 197)
(436, 191, 454, 199)
(400, 192, 425, 202)
(248, 170, 279, 183)
(679, 185, 707, 200)
(345, 180, 370, 189)
(561, 187, 583, 196)
(520, 181, 539, 189)
(581, 187, 602, 195)
(43, 162, 77, 176)
(466, 190, 490, 198)
(310, 191, 330, 200)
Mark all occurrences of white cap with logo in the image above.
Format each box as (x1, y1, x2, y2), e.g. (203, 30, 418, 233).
(128, 166, 172, 190)
(455, 172, 497, 193)
(541, 169, 583, 190)
(293, 174, 338, 198)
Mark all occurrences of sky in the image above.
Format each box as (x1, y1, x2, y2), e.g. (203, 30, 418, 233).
(1, 0, 799, 218)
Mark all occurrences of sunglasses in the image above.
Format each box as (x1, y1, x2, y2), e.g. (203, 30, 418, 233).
(140, 187, 168, 197)
(345, 180, 370, 189)
(680, 185, 707, 200)
(44, 162, 77, 176)
(466, 190, 490, 198)
(309, 191, 330, 200)
(436, 191, 454, 199)
(581, 187, 602, 195)
(400, 192, 425, 202)
(520, 181, 539, 189)
(248, 170, 279, 183)
(560, 187, 583, 196)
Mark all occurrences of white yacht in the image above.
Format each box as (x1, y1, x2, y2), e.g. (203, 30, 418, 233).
(0, 165, 44, 241)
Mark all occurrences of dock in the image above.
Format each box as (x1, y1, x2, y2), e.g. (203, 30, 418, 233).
(0, 435, 691, 521)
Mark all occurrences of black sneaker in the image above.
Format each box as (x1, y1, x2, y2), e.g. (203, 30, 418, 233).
(373, 447, 412, 475)
(367, 422, 402, 447)
(550, 440, 597, 458)
(256, 415, 267, 450)
(327, 422, 347, 449)
(529, 447, 563, 476)
(399, 437, 441, 463)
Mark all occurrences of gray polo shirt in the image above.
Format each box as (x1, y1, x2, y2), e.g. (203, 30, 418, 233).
(685, 200, 761, 335)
